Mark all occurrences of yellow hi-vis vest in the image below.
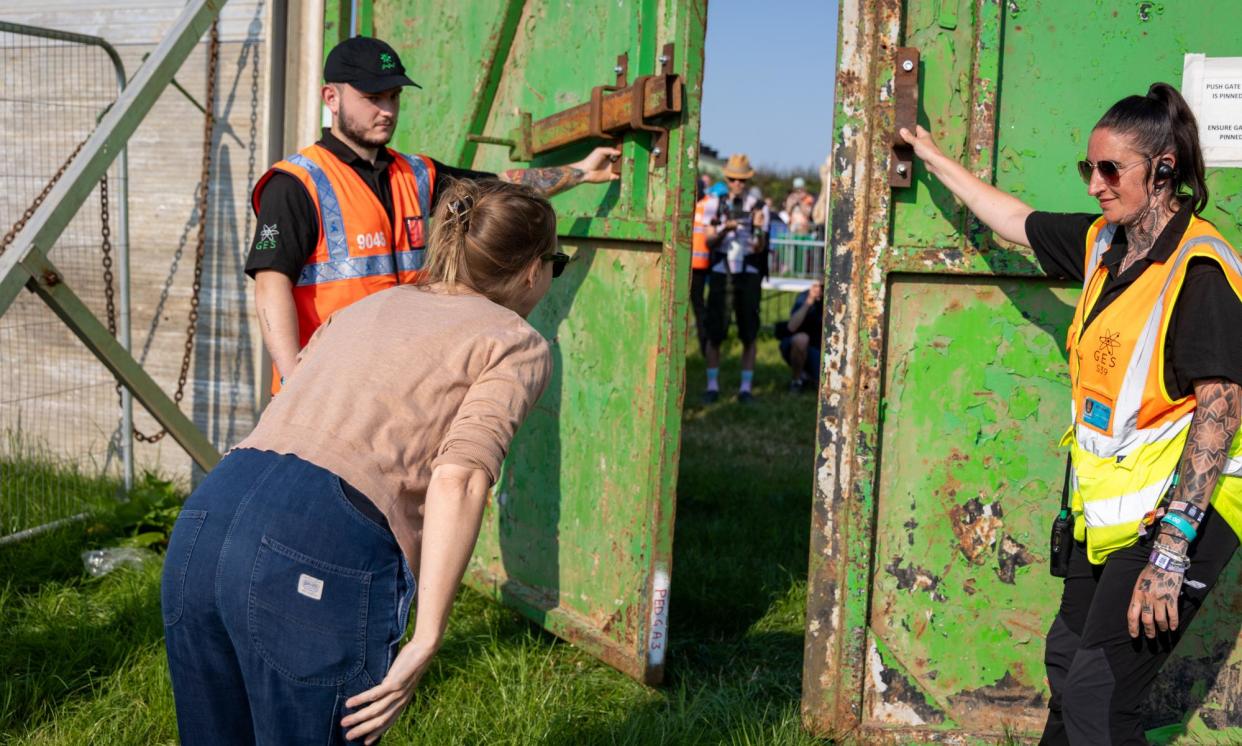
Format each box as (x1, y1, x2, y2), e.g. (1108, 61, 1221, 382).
(1067, 214, 1242, 564)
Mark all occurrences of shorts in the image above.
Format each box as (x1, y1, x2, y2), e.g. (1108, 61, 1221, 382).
(706, 271, 762, 345)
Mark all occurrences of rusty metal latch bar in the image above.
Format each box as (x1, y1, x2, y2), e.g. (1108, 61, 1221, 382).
(890, 47, 920, 188)
(468, 44, 683, 168)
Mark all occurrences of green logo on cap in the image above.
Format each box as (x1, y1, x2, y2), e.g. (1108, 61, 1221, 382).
(379, 52, 395, 71)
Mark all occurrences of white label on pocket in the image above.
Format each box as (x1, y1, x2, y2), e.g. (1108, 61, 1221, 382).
(297, 573, 324, 600)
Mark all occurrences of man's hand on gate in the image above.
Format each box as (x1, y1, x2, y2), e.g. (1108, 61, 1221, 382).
(569, 147, 622, 183)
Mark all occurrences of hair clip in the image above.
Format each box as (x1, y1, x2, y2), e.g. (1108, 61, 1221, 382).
(448, 195, 475, 233)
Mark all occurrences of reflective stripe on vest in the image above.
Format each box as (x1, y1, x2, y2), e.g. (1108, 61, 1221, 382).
(289, 152, 434, 286)
(1067, 216, 1242, 562)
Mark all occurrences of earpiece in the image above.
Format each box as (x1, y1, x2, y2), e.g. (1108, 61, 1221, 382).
(1155, 160, 1176, 182)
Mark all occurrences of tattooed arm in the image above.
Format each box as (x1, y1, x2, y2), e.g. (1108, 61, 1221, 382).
(1128, 378, 1242, 638)
(499, 147, 620, 197)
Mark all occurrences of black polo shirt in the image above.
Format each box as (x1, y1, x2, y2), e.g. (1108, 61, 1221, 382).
(244, 128, 494, 281)
(1025, 205, 1242, 399)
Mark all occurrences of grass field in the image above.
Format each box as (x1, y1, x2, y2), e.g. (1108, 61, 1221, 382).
(0, 337, 825, 745)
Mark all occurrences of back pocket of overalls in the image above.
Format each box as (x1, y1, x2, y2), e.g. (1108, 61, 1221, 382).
(161, 509, 207, 627)
(248, 536, 371, 686)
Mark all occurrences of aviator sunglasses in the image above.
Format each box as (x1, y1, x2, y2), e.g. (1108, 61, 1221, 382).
(1077, 156, 1153, 186)
(544, 251, 570, 278)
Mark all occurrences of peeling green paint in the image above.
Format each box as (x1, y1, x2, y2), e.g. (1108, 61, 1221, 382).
(871, 278, 1074, 735)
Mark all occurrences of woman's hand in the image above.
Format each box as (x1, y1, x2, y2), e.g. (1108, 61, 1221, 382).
(341, 640, 438, 744)
(1127, 536, 1188, 638)
(898, 125, 946, 170)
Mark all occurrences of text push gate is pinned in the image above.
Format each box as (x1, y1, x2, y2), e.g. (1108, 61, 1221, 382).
(804, 0, 1242, 743)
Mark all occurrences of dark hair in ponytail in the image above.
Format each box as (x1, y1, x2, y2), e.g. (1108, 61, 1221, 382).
(1094, 82, 1208, 215)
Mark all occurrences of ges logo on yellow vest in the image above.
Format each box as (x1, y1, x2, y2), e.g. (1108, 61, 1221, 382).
(356, 231, 388, 251)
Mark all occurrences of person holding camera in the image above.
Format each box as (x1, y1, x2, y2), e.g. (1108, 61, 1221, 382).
(901, 83, 1242, 744)
(702, 153, 769, 404)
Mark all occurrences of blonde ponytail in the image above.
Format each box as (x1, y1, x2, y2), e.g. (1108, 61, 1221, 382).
(418, 178, 557, 307)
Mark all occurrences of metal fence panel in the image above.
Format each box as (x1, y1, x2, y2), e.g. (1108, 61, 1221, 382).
(804, 0, 1242, 742)
(0, 2, 276, 524)
(0, 23, 129, 537)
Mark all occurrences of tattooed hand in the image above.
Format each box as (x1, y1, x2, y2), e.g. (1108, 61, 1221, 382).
(499, 147, 621, 197)
(570, 147, 622, 183)
(1127, 539, 1186, 639)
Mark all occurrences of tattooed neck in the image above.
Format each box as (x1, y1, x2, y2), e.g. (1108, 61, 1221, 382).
(499, 167, 586, 197)
(1120, 197, 1177, 274)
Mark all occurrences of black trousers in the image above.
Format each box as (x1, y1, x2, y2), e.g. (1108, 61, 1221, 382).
(690, 268, 708, 354)
(1040, 508, 1238, 745)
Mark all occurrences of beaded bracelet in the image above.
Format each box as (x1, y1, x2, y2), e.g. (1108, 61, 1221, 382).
(1161, 511, 1198, 542)
(1167, 501, 1205, 523)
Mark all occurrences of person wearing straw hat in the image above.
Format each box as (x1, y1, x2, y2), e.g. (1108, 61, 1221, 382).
(702, 153, 769, 403)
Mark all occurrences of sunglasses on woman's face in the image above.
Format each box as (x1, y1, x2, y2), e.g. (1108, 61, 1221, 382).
(543, 251, 570, 278)
(1077, 156, 1152, 186)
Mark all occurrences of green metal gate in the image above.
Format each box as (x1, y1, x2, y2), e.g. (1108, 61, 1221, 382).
(344, 0, 705, 684)
(805, 0, 1242, 742)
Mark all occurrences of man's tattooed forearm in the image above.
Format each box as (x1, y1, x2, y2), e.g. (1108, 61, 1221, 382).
(1164, 380, 1242, 543)
(499, 167, 585, 197)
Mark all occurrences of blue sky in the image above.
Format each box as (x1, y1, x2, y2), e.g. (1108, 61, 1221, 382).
(700, 0, 839, 171)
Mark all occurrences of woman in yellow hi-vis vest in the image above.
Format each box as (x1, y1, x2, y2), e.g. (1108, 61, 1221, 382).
(902, 83, 1242, 745)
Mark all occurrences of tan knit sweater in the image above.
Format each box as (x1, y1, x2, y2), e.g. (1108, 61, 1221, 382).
(237, 285, 552, 570)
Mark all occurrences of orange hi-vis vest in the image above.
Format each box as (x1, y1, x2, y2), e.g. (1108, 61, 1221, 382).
(691, 196, 711, 270)
(253, 144, 435, 392)
(1066, 214, 1242, 563)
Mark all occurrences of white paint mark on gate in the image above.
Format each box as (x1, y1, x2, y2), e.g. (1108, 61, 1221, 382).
(646, 565, 671, 668)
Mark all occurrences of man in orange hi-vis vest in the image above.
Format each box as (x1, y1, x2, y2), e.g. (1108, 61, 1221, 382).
(245, 36, 619, 393)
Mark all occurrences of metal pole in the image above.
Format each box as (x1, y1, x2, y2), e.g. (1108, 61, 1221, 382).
(115, 71, 134, 493)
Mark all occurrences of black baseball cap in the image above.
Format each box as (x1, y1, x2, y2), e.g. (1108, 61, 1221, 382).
(323, 36, 420, 93)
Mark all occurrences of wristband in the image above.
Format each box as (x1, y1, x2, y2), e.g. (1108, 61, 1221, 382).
(1152, 541, 1190, 563)
(1148, 549, 1189, 574)
(1161, 511, 1198, 542)
(1167, 501, 1205, 523)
